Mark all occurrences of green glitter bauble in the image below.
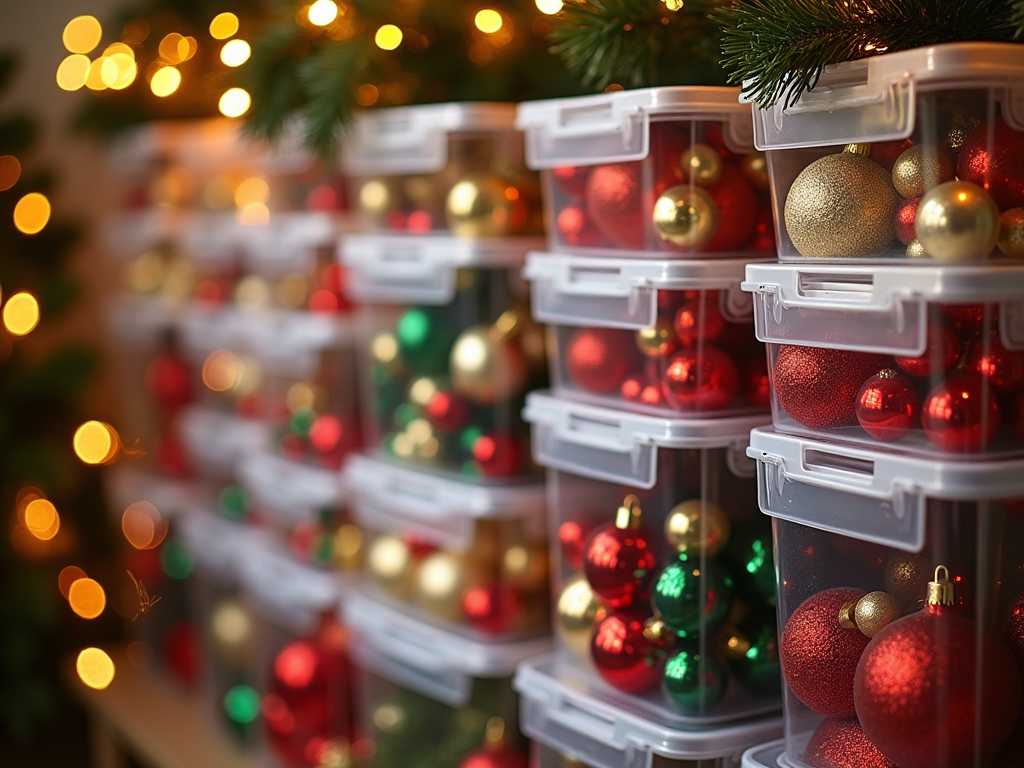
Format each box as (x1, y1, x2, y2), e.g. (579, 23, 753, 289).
(651, 554, 733, 637)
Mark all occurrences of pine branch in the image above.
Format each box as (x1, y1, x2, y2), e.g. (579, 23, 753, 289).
(719, 0, 1018, 109)
(296, 41, 368, 163)
(241, 23, 310, 144)
(1015, 1, 1024, 39)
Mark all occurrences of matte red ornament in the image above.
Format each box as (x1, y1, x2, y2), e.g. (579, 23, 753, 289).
(472, 433, 523, 478)
(462, 583, 522, 634)
(855, 369, 920, 441)
(751, 207, 776, 252)
(773, 346, 889, 430)
(674, 298, 726, 346)
(147, 351, 192, 411)
(591, 609, 668, 693)
(565, 327, 636, 394)
(583, 495, 656, 607)
(662, 346, 739, 412)
(957, 118, 1024, 210)
(855, 567, 1022, 768)
(704, 165, 758, 252)
(921, 376, 1001, 452)
(426, 390, 469, 432)
(553, 166, 590, 198)
(894, 197, 921, 245)
(558, 519, 594, 572)
(803, 718, 897, 768)
(585, 163, 643, 250)
(780, 587, 871, 717)
(309, 415, 343, 454)
(893, 323, 960, 377)
(969, 329, 1024, 394)
(742, 356, 772, 408)
(557, 205, 600, 247)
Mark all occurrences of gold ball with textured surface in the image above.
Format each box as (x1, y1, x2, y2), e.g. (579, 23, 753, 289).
(891, 145, 954, 199)
(906, 239, 927, 259)
(741, 152, 770, 190)
(449, 323, 527, 405)
(664, 500, 730, 556)
(445, 175, 525, 237)
(367, 534, 413, 598)
(784, 150, 899, 258)
(838, 591, 902, 637)
(652, 185, 718, 248)
(636, 319, 676, 359)
(884, 551, 931, 608)
(557, 576, 606, 659)
(916, 180, 999, 261)
(679, 144, 723, 188)
(998, 208, 1024, 258)
(413, 551, 477, 622)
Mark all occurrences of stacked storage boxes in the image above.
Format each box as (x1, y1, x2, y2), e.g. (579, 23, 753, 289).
(738, 44, 1024, 768)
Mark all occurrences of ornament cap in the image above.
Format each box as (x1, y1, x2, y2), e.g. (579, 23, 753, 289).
(720, 626, 752, 659)
(643, 617, 670, 642)
(877, 368, 899, 380)
(838, 599, 859, 630)
(490, 310, 520, 342)
(926, 565, 954, 606)
(615, 495, 643, 530)
(844, 143, 872, 156)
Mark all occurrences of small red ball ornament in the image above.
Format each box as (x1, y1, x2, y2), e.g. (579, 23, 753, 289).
(742, 356, 771, 408)
(457, 718, 528, 768)
(583, 495, 656, 608)
(921, 376, 1001, 452)
(585, 163, 643, 250)
(855, 567, 1022, 768)
(941, 303, 995, 335)
(662, 346, 739, 412)
(591, 609, 669, 693)
(703, 165, 758, 252)
(894, 197, 921, 245)
(553, 166, 591, 198)
(147, 351, 192, 411)
(565, 327, 635, 394)
(558, 520, 592, 572)
(957, 118, 1024, 210)
(855, 369, 920, 441)
(969, 329, 1024, 394)
(426, 390, 469, 432)
(893, 323, 960, 377)
(803, 718, 897, 768)
(462, 583, 522, 634)
(673, 298, 726, 346)
(472, 433, 523, 478)
(557, 205, 600, 248)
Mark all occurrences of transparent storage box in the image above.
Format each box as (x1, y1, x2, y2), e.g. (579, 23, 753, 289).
(526, 253, 767, 417)
(516, 87, 770, 258)
(343, 454, 547, 640)
(749, 43, 1024, 263)
(517, 657, 783, 768)
(341, 234, 546, 481)
(747, 427, 1024, 768)
(342, 102, 540, 236)
(523, 393, 779, 725)
(739, 741, 784, 768)
(745, 262, 1024, 457)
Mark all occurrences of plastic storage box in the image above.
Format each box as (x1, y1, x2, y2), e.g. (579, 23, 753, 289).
(517, 657, 783, 768)
(747, 427, 1024, 768)
(341, 234, 546, 481)
(749, 43, 1024, 263)
(342, 102, 540, 236)
(739, 741, 784, 768)
(745, 262, 1024, 457)
(523, 393, 779, 725)
(516, 87, 770, 258)
(343, 454, 547, 639)
(526, 253, 767, 417)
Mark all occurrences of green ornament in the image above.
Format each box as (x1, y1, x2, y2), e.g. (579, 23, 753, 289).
(720, 610, 781, 696)
(396, 307, 456, 375)
(218, 484, 249, 520)
(460, 425, 484, 453)
(394, 402, 419, 430)
(662, 645, 727, 713)
(724, 526, 777, 607)
(651, 554, 733, 637)
(290, 407, 315, 436)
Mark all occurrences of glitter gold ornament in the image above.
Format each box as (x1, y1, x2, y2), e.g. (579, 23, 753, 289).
(998, 207, 1024, 258)
(557, 576, 607, 659)
(916, 181, 1000, 261)
(413, 551, 478, 622)
(838, 590, 902, 637)
(449, 312, 527, 405)
(891, 145, 954, 199)
(907, 239, 927, 258)
(652, 185, 718, 248)
(664, 500, 730, 556)
(678, 144, 722, 188)
(884, 551, 932, 609)
(784, 147, 899, 258)
(367, 534, 414, 598)
(445, 175, 527, 237)
(636, 319, 678, 359)
(741, 152, 770, 190)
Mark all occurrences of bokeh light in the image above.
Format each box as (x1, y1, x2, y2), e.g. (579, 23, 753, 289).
(56, 54, 91, 91)
(202, 349, 241, 392)
(122, 18, 150, 45)
(73, 421, 121, 465)
(474, 9, 503, 33)
(13, 192, 50, 235)
(375, 25, 403, 50)
(85, 57, 108, 91)
(209, 12, 239, 40)
(224, 685, 260, 724)
(3, 292, 40, 336)
(234, 177, 269, 207)
(77, 648, 115, 690)
(69, 578, 107, 619)
(274, 642, 318, 688)
(150, 66, 181, 97)
(100, 53, 137, 90)
(63, 16, 102, 54)
(158, 33, 191, 65)
(218, 87, 251, 117)
(237, 202, 270, 226)
(536, 0, 564, 12)
(59, 565, 88, 598)
(160, 538, 194, 580)
(122, 501, 167, 550)
(25, 499, 59, 540)
(220, 39, 250, 67)
(308, 0, 339, 26)
(0, 155, 20, 191)
(212, 600, 251, 646)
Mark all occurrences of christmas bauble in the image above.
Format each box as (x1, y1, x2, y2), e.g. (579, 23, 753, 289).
(502, 542, 549, 594)
(855, 369, 920, 441)
(704, 165, 759, 252)
(891, 144, 954, 199)
(662, 346, 739, 412)
(662, 645, 727, 713)
(565, 327, 635, 394)
(998, 207, 1024, 258)
(838, 591, 902, 638)
(1003, 590, 1024, 670)
(957, 118, 1024, 210)
(636, 319, 678, 359)
(652, 185, 718, 249)
(679, 144, 723, 187)
(741, 152, 769, 190)
(921, 375, 1001, 452)
(651, 554, 733, 637)
(462, 583, 521, 634)
(871, 138, 915, 171)
(894, 197, 921, 245)
(358, 178, 399, 223)
(556, 576, 607, 659)
(664, 500, 730, 556)
(471, 433, 524, 478)
(773, 346, 889, 430)
(969, 329, 1024, 394)
(591, 609, 668, 693)
(883, 550, 932, 610)
(413, 551, 477, 622)
(780, 587, 871, 717)
(457, 718, 528, 768)
(916, 180, 1000, 261)
(426, 390, 470, 432)
(803, 718, 897, 768)
(719, 610, 781, 695)
(553, 166, 590, 197)
(673, 298, 726, 346)
(558, 520, 590, 572)
(367, 534, 414, 598)
(147, 350, 192, 410)
(557, 205, 600, 247)
(724, 527, 776, 606)
(742, 356, 772, 408)
(784, 149, 899, 258)
(450, 324, 526, 405)
(446, 175, 527, 237)
(585, 163, 643, 250)
(396, 307, 456, 375)
(906, 238, 927, 258)
(893, 323, 960, 377)
(620, 374, 666, 407)
(210, 598, 253, 668)
(942, 302, 994, 334)
(583, 496, 656, 608)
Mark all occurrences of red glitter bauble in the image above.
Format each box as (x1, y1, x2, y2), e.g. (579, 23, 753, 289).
(893, 323, 960, 377)
(472, 433, 523, 477)
(426, 390, 469, 432)
(462, 583, 522, 634)
(662, 346, 739, 412)
(557, 205, 600, 247)
(585, 163, 643, 249)
(459, 747, 528, 768)
(674, 298, 726, 346)
(855, 601, 1021, 768)
(742, 356, 771, 408)
(941, 303, 996, 335)
(969, 329, 1024, 394)
(704, 165, 758, 252)
(583, 519, 656, 608)
(957, 118, 1024, 210)
(553, 166, 591, 197)
(894, 197, 921, 245)
(803, 718, 897, 768)
(565, 327, 636, 394)
(780, 587, 870, 717)
(147, 351, 192, 411)
(164, 621, 201, 688)
(591, 608, 668, 693)
(751, 207, 776, 252)
(1004, 590, 1024, 671)
(856, 370, 920, 441)
(773, 346, 889, 430)
(921, 376, 1001, 452)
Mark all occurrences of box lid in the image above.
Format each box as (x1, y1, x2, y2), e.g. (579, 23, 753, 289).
(239, 449, 343, 525)
(106, 295, 181, 344)
(102, 211, 178, 259)
(242, 309, 351, 375)
(240, 211, 340, 275)
(741, 740, 786, 768)
(179, 305, 247, 359)
(178, 212, 244, 265)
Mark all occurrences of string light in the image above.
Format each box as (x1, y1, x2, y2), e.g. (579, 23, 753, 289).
(56, 54, 91, 91)
(375, 25, 403, 50)
(474, 9, 504, 33)
(77, 648, 115, 690)
(59, 566, 88, 598)
(85, 57, 108, 91)
(308, 0, 340, 26)
(100, 53, 137, 90)
(0, 155, 20, 191)
(13, 192, 50, 234)
(122, 501, 167, 550)
(24, 499, 59, 540)
(220, 39, 250, 67)
(536, 0, 564, 13)
(209, 12, 239, 39)
(3, 292, 40, 336)
(63, 16, 102, 54)
(218, 87, 251, 117)
(73, 421, 121, 465)
(69, 578, 107, 619)
(150, 66, 181, 97)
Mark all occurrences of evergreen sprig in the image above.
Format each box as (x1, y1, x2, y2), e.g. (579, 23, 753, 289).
(718, 0, 1019, 109)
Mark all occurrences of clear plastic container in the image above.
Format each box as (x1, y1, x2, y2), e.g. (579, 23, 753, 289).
(341, 234, 546, 481)
(745, 262, 1024, 457)
(342, 454, 548, 640)
(517, 657, 783, 768)
(342, 103, 540, 236)
(747, 427, 1024, 768)
(739, 741, 784, 768)
(749, 43, 1024, 263)
(525, 253, 768, 417)
(523, 393, 778, 725)
(516, 87, 770, 258)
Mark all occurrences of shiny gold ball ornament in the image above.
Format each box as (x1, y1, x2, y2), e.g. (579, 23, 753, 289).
(679, 144, 723, 187)
(664, 500, 731, 556)
(445, 175, 526, 237)
(556, 576, 607, 659)
(449, 313, 527, 405)
(998, 207, 1024, 258)
(741, 152, 770, 190)
(370, 331, 403, 373)
(915, 180, 1000, 261)
(652, 185, 718, 248)
(358, 178, 397, 221)
(367, 534, 413, 597)
(891, 145, 955, 199)
(838, 590, 902, 638)
(784, 148, 900, 258)
(413, 551, 477, 622)
(636, 319, 676, 359)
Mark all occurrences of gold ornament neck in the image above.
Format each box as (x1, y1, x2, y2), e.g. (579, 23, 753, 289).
(926, 565, 954, 606)
(844, 143, 872, 156)
(838, 599, 859, 630)
(615, 495, 643, 530)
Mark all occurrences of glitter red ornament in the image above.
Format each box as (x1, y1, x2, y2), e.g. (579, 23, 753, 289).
(703, 165, 758, 252)
(662, 346, 739, 412)
(969, 329, 1024, 394)
(803, 718, 897, 768)
(472, 433, 523, 478)
(855, 369, 920, 441)
(957, 118, 1024, 210)
(565, 327, 636, 394)
(591, 609, 669, 693)
(558, 520, 590, 571)
(921, 375, 1001, 452)
(893, 323, 960, 377)
(583, 495, 656, 608)
(894, 197, 921, 245)
(780, 587, 871, 718)
(585, 163, 643, 250)
(674, 298, 726, 346)
(941, 303, 994, 335)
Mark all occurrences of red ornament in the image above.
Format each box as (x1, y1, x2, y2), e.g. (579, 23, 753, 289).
(803, 718, 897, 768)
(426, 390, 469, 432)
(941, 303, 996, 335)
(1004, 590, 1024, 672)
(585, 163, 643, 250)
(163, 621, 201, 688)
(969, 329, 1024, 394)
(651, 122, 692, 191)
(855, 567, 1022, 768)
(773, 346, 890, 430)
(750, 207, 776, 252)
(893, 323, 960, 377)
(662, 346, 739, 412)
(558, 520, 590, 571)
(780, 587, 871, 717)
(704, 165, 758, 252)
(921, 376, 1001, 452)
(855, 369, 920, 441)
(306, 183, 339, 212)
(556, 205, 600, 247)
(462, 583, 522, 634)
(673, 298, 726, 346)
(147, 351, 192, 411)
(583, 495, 656, 607)
(472, 433, 523, 478)
(894, 197, 921, 245)
(957, 118, 1024, 210)
(591, 608, 668, 693)
(565, 327, 636, 394)
(459, 743, 528, 768)
(742, 356, 771, 408)
(309, 415, 344, 454)
(702, 123, 736, 160)
(1008, 391, 1024, 441)
(552, 166, 591, 198)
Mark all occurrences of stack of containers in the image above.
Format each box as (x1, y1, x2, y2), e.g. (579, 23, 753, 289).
(738, 44, 1024, 768)
(512, 88, 785, 768)
(337, 103, 552, 768)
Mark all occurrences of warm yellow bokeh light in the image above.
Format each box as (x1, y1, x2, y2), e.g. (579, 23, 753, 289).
(237, 202, 270, 226)
(536, 0, 564, 13)
(69, 578, 107, 619)
(63, 16, 102, 54)
(286, 381, 316, 412)
(73, 421, 121, 465)
(210, 12, 239, 39)
(103, 42, 135, 58)
(202, 349, 241, 392)
(220, 39, 250, 67)
(13, 193, 51, 235)
(100, 53, 137, 90)
(3, 293, 40, 336)
(375, 25, 403, 50)
(308, 0, 339, 26)
(0, 155, 20, 191)
(122, 501, 167, 550)
(77, 648, 115, 690)
(474, 9, 503, 33)
(59, 565, 88, 599)
(150, 66, 181, 97)
(24, 498, 58, 539)
(56, 54, 91, 91)
(234, 177, 269, 207)
(218, 87, 251, 117)
(158, 33, 188, 64)
(85, 57, 109, 91)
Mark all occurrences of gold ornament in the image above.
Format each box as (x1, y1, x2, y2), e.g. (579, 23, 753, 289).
(884, 551, 931, 608)
(333, 524, 363, 571)
(679, 144, 723, 188)
(413, 551, 477, 622)
(445, 175, 526, 237)
(234, 275, 270, 310)
(664, 500, 730, 556)
(915, 180, 999, 261)
(891, 145, 954, 199)
(741, 152, 770, 190)
(998, 208, 1024, 258)
(370, 331, 404, 374)
(784, 148, 899, 258)
(367, 534, 414, 598)
(358, 178, 398, 222)
(449, 313, 527, 405)
(556, 576, 606, 659)
(652, 185, 718, 248)
(636, 319, 676, 359)
(210, 598, 252, 668)
(502, 542, 549, 593)
(947, 114, 981, 156)
(838, 590, 902, 637)
(906, 239, 927, 259)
